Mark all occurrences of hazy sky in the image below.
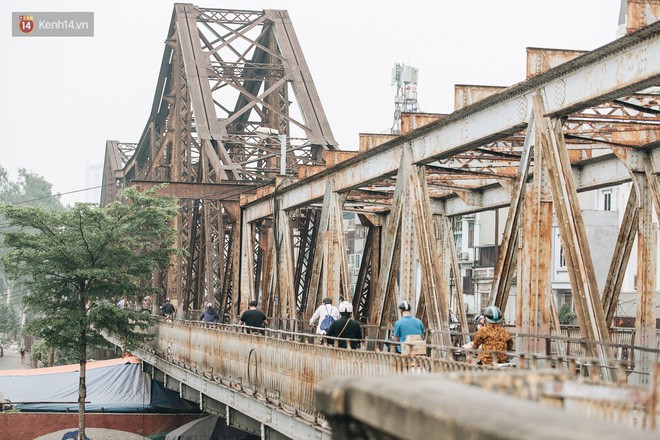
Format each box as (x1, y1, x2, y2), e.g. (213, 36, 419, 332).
(2, 0, 622, 206)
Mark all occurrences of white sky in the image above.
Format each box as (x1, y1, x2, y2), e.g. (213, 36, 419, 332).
(2, 0, 622, 206)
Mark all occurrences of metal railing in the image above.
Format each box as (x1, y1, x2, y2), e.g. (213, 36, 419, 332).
(170, 313, 659, 382)
(139, 316, 659, 430)
(145, 319, 487, 418)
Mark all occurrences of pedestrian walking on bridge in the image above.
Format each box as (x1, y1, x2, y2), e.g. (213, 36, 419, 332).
(393, 300, 425, 355)
(326, 301, 362, 349)
(309, 297, 340, 338)
(200, 303, 220, 323)
(464, 306, 513, 365)
(240, 301, 268, 335)
(161, 297, 175, 320)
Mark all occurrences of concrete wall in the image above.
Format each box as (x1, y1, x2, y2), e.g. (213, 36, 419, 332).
(551, 209, 619, 292)
(316, 374, 653, 440)
(583, 209, 619, 291)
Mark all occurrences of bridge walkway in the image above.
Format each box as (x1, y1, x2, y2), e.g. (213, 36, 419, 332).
(113, 319, 660, 439)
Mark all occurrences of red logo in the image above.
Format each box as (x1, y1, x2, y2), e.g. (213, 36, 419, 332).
(18, 15, 35, 34)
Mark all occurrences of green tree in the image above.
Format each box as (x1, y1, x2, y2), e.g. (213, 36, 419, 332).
(0, 303, 19, 336)
(0, 165, 65, 341)
(0, 186, 179, 440)
(558, 302, 577, 325)
(0, 166, 64, 210)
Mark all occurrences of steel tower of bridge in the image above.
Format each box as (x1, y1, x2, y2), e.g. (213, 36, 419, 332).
(101, 4, 337, 319)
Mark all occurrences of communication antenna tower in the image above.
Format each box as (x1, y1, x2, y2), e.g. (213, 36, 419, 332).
(391, 62, 419, 134)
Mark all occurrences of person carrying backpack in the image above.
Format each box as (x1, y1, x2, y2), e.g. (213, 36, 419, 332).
(309, 297, 340, 340)
(326, 301, 362, 349)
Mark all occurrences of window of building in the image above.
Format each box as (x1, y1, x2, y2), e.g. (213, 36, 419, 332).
(462, 269, 474, 295)
(477, 245, 496, 268)
(602, 189, 612, 211)
(452, 217, 463, 233)
(559, 244, 566, 268)
(467, 221, 475, 248)
(452, 217, 462, 251)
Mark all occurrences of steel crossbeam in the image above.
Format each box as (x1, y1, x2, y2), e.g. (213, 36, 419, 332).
(243, 22, 660, 221)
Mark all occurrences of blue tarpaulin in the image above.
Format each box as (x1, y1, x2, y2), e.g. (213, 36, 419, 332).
(0, 357, 198, 413)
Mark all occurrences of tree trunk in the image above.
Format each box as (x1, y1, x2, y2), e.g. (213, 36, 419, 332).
(78, 359, 86, 440)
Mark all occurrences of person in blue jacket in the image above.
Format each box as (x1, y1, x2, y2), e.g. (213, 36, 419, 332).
(393, 300, 425, 354)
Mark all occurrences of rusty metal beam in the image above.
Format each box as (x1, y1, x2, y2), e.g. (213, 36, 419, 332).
(304, 184, 330, 315)
(631, 172, 657, 385)
(353, 226, 379, 323)
(437, 214, 470, 344)
(492, 113, 535, 311)
(129, 181, 257, 200)
(371, 155, 405, 327)
(454, 85, 507, 111)
(323, 190, 350, 303)
(274, 204, 296, 319)
(533, 94, 615, 381)
(516, 129, 553, 354)
(244, 22, 660, 221)
(526, 47, 587, 79)
(405, 149, 452, 348)
(399, 166, 417, 309)
(602, 187, 638, 327)
(240, 216, 256, 308)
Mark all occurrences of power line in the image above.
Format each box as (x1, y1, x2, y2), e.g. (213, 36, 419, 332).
(0, 183, 114, 231)
(11, 183, 111, 206)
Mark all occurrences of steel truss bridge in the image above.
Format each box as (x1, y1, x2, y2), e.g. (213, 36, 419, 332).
(101, 2, 660, 438)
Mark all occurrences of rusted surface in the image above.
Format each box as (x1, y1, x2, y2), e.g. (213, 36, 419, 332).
(358, 133, 398, 152)
(612, 128, 660, 146)
(517, 135, 552, 354)
(626, 0, 660, 34)
(322, 151, 360, 167)
(526, 48, 587, 80)
(454, 85, 507, 111)
(297, 165, 326, 179)
(631, 173, 657, 384)
(602, 187, 638, 327)
(149, 320, 487, 415)
(400, 112, 445, 134)
(140, 319, 660, 431)
(275, 208, 296, 319)
(533, 95, 615, 381)
(492, 113, 535, 312)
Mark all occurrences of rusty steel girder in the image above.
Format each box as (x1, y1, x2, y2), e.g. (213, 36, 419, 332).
(236, 16, 660, 383)
(102, 5, 337, 316)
